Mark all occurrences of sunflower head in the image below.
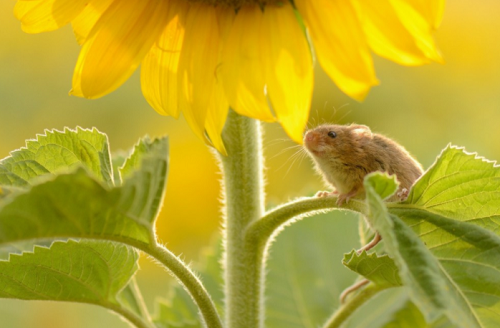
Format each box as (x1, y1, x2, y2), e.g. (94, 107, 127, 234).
(15, 0, 443, 154)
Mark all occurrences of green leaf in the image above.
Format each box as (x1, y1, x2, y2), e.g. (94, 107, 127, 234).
(0, 133, 169, 247)
(343, 250, 402, 288)
(365, 172, 399, 201)
(382, 301, 426, 328)
(342, 289, 411, 328)
(0, 169, 151, 245)
(118, 136, 169, 225)
(153, 295, 201, 328)
(381, 301, 454, 328)
(117, 281, 145, 318)
(385, 146, 500, 328)
(265, 212, 360, 328)
(0, 239, 138, 306)
(111, 150, 128, 186)
(0, 239, 64, 261)
(405, 146, 500, 217)
(120, 136, 163, 179)
(365, 172, 481, 328)
(0, 127, 113, 187)
(197, 240, 224, 313)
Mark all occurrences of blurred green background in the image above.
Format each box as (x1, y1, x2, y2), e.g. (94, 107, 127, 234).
(1, 0, 500, 326)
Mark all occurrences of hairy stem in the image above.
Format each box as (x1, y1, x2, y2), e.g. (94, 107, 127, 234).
(322, 283, 386, 328)
(245, 197, 366, 245)
(243, 196, 367, 328)
(220, 110, 265, 328)
(107, 301, 155, 328)
(145, 243, 223, 328)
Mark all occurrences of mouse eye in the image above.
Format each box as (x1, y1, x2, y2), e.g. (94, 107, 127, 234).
(328, 131, 337, 138)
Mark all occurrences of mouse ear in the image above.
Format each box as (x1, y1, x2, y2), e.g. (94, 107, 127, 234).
(350, 124, 373, 139)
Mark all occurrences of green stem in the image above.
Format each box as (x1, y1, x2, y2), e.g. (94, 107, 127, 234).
(242, 197, 367, 328)
(107, 301, 155, 328)
(129, 277, 152, 323)
(220, 110, 264, 328)
(245, 197, 366, 245)
(145, 243, 223, 328)
(322, 284, 386, 328)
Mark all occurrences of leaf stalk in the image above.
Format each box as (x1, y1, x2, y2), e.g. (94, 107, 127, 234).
(322, 283, 386, 328)
(145, 243, 223, 328)
(107, 301, 156, 328)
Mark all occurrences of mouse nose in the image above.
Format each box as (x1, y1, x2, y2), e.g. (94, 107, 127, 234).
(304, 131, 316, 142)
(303, 131, 319, 150)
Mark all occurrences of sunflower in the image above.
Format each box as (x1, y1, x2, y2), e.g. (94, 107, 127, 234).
(15, 0, 443, 154)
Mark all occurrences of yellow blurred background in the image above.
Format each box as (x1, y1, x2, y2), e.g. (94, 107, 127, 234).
(1, 0, 500, 326)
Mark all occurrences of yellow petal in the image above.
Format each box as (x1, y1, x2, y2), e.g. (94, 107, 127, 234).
(296, 0, 378, 101)
(389, 0, 443, 63)
(429, 0, 445, 29)
(353, 0, 432, 66)
(178, 2, 221, 142)
(141, 0, 188, 118)
(71, 0, 170, 99)
(215, 5, 236, 41)
(393, 0, 445, 29)
(261, 4, 313, 144)
(220, 6, 275, 122)
(15, 0, 88, 33)
(71, 0, 113, 45)
(205, 81, 229, 156)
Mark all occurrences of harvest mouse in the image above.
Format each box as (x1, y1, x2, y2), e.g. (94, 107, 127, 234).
(303, 123, 424, 300)
(303, 123, 423, 252)
(304, 123, 423, 205)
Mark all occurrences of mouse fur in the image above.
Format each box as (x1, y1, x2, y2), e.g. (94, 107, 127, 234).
(303, 123, 423, 204)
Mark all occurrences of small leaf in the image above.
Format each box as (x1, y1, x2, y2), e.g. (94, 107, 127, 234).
(365, 172, 399, 201)
(343, 250, 402, 288)
(111, 150, 128, 186)
(0, 240, 138, 306)
(364, 172, 480, 328)
(0, 127, 113, 187)
(117, 136, 169, 225)
(120, 136, 165, 179)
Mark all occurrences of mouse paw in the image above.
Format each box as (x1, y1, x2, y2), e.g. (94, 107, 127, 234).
(336, 193, 351, 206)
(337, 188, 360, 206)
(396, 188, 409, 201)
(315, 190, 337, 198)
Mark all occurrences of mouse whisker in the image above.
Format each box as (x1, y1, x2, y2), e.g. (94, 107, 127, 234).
(294, 149, 309, 170)
(282, 148, 308, 178)
(275, 146, 303, 169)
(264, 138, 290, 148)
(268, 144, 302, 160)
(336, 107, 351, 123)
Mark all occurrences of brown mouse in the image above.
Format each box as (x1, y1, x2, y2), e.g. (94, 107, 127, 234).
(303, 123, 423, 205)
(304, 123, 424, 254)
